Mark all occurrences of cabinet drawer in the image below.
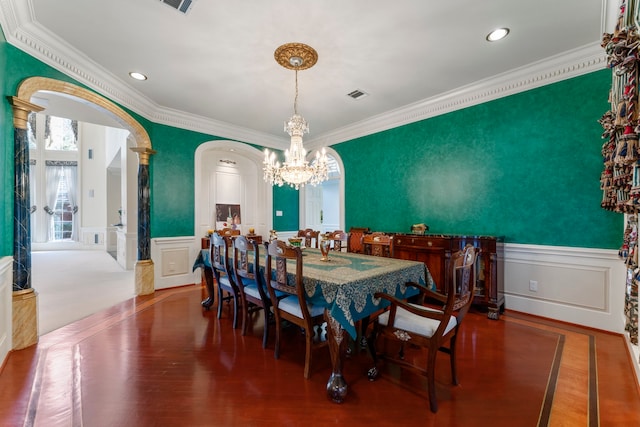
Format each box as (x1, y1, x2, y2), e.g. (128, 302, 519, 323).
(393, 236, 449, 249)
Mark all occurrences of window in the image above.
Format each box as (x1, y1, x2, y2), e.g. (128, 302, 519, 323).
(45, 162, 78, 242)
(27, 113, 37, 150)
(45, 116, 78, 151)
(50, 172, 74, 240)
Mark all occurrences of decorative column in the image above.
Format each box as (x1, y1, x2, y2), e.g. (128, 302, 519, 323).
(130, 147, 156, 295)
(7, 96, 44, 349)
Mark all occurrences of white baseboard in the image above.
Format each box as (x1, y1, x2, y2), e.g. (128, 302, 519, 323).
(625, 333, 640, 388)
(0, 256, 12, 367)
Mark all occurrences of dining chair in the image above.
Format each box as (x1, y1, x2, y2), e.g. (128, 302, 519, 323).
(347, 227, 370, 253)
(232, 235, 273, 348)
(220, 227, 240, 237)
(297, 228, 320, 248)
(328, 230, 348, 252)
(210, 232, 241, 329)
(264, 240, 328, 379)
(367, 244, 479, 413)
(362, 232, 393, 257)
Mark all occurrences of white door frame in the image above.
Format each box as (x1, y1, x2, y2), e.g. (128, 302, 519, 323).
(299, 147, 345, 232)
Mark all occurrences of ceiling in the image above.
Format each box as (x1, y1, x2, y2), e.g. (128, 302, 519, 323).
(0, 0, 615, 150)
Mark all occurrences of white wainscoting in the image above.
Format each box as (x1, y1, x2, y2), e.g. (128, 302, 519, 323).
(0, 256, 12, 368)
(503, 243, 627, 334)
(151, 237, 201, 290)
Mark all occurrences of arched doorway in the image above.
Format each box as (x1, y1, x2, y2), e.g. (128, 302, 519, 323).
(194, 140, 273, 240)
(9, 77, 155, 349)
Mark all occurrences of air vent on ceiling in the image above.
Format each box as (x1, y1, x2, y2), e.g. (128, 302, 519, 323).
(347, 89, 369, 100)
(159, 0, 195, 14)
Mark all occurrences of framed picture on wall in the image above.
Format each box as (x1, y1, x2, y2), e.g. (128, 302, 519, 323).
(215, 204, 241, 231)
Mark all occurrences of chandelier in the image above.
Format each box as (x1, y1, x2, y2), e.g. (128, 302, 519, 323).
(263, 43, 329, 190)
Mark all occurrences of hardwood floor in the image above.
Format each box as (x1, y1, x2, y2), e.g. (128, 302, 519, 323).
(1, 284, 639, 427)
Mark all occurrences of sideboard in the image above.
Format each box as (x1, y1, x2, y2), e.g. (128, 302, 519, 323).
(392, 234, 504, 319)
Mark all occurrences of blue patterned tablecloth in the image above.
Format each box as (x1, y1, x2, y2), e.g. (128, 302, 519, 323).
(193, 248, 431, 339)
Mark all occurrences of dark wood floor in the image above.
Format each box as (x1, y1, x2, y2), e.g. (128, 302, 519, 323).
(1, 284, 639, 427)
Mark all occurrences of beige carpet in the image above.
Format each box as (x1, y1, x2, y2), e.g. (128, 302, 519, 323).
(32, 250, 135, 335)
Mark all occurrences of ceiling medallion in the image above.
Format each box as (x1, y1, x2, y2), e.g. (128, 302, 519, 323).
(274, 43, 318, 70)
(263, 43, 328, 190)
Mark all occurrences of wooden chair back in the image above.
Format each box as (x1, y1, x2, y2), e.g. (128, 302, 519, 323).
(297, 228, 320, 248)
(347, 227, 370, 253)
(362, 232, 393, 257)
(233, 235, 272, 347)
(328, 230, 348, 251)
(210, 232, 241, 328)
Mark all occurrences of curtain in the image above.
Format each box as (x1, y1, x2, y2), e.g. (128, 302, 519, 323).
(63, 165, 79, 241)
(44, 165, 63, 240)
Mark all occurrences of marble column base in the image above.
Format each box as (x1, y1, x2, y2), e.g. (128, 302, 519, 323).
(12, 288, 38, 350)
(135, 259, 155, 296)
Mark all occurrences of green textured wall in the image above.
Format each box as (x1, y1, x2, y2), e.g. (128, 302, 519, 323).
(148, 124, 221, 238)
(335, 70, 621, 249)
(272, 185, 299, 231)
(0, 29, 10, 256)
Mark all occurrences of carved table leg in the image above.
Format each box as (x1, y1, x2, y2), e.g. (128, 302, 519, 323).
(325, 311, 348, 403)
(201, 268, 215, 309)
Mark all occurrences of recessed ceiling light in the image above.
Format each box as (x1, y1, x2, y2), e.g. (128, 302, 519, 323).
(486, 28, 510, 42)
(129, 72, 148, 81)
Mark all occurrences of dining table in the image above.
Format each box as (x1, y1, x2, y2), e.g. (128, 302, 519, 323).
(193, 243, 431, 403)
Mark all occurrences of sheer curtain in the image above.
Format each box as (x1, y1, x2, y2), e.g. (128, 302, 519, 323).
(44, 165, 63, 241)
(63, 165, 78, 241)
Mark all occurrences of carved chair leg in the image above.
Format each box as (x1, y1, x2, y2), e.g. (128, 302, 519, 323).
(260, 308, 269, 348)
(303, 331, 313, 379)
(273, 315, 281, 360)
(241, 298, 249, 336)
(367, 326, 380, 381)
(216, 286, 224, 320)
(231, 295, 239, 329)
(427, 350, 439, 413)
(449, 335, 459, 385)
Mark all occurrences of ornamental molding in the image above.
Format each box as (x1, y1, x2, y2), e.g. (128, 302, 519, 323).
(0, 0, 607, 151)
(305, 43, 607, 149)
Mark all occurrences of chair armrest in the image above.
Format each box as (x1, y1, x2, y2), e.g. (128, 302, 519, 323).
(374, 292, 444, 321)
(405, 281, 447, 305)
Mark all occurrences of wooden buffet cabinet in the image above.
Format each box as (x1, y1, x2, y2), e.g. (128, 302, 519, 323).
(392, 234, 505, 319)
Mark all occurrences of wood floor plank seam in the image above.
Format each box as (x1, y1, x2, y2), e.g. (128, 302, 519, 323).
(538, 334, 564, 427)
(589, 335, 599, 427)
(23, 348, 47, 427)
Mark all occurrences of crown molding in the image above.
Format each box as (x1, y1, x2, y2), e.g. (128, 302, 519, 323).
(0, 0, 608, 152)
(0, 0, 286, 149)
(305, 43, 607, 149)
